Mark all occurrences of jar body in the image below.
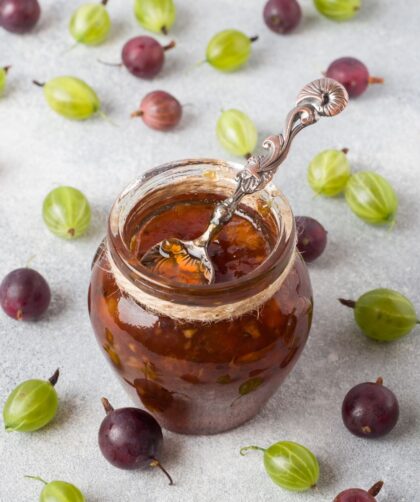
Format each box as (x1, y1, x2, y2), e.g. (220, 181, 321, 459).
(88, 245, 313, 434)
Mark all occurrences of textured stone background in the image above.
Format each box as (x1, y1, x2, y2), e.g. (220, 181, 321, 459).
(0, 1, 419, 501)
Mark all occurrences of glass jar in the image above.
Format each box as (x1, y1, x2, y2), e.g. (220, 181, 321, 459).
(88, 158, 313, 434)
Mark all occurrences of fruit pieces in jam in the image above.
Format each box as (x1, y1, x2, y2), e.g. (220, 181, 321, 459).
(130, 196, 273, 284)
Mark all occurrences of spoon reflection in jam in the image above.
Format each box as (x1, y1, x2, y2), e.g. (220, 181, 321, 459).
(141, 78, 349, 285)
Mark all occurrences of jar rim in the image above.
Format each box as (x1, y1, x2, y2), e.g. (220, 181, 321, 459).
(107, 158, 296, 307)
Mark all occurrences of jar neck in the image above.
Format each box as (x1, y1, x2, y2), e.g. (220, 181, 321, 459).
(106, 159, 297, 321)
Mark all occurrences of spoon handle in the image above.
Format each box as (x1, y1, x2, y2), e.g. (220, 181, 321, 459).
(194, 78, 348, 246)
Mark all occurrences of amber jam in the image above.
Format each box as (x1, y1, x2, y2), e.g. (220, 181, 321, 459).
(88, 160, 313, 434)
(130, 195, 274, 284)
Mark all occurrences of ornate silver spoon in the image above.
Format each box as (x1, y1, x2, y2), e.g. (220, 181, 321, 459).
(141, 78, 349, 285)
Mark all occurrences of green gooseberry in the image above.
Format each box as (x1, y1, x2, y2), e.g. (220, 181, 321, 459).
(0, 66, 10, 96)
(314, 0, 361, 21)
(240, 441, 319, 492)
(3, 370, 59, 432)
(340, 288, 419, 342)
(307, 148, 351, 197)
(216, 109, 258, 157)
(206, 30, 258, 72)
(345, 171, 398, 226)
(26, 476, 85, 502)
(42, 186, 91, 239)
(134, 0, 176, 34)
(69, 0, 111, 46)
(33, 76, 101, 120)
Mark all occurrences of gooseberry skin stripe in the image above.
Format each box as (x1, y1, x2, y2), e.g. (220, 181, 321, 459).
(354, 288, 419, 341)
(345, 172, 398, 225)
(313, 0, 360, 21)
(206, 30, 254, 72)
(41, 77, 101, 121)
(307, 149, 351, 197)
(43, 186, 91, 239)
(134, 0, 176, 34)
(216, 109, 258, 157)
(3, 378, 58, 432)
(69, 3, 111, 46)
(263, 442, 319, 491)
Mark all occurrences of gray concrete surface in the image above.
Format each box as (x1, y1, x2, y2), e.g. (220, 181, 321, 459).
(0, 0, 419, 500)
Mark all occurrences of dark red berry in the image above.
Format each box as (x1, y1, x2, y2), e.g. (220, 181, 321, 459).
(295, 216, 327, 262)
(122, 36, 175, 79)
(263, 0, 301, 34)
(342, 378, 399, 438)
(326, 57, 383, 98)
(98, 398, 173, 485)
(0, 0, 40, 33)
(131, 90, 182, 131)
(0, 268, 51, 321)
(334, 481, 384, 502)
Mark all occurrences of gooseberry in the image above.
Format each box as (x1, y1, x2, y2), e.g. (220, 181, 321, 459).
(131, 90, 182, 131)
(69, 0, 111, 46)
(295, 216, 327, 262)
(342, 378, 399, 438)
(134, 0, 175, 35)
(26, 476, 85, 502)
(345, 171, 398, 226)
(33, 76, 101, 120)
(326, 57, 383, 98)
(216, 109, 258, 158)
(0, 0, 40, 33)
(206, 30, 258, 72)
(120, 36, 175, 79)
(334, 481, 384, 501)
(42, 186, 91, 239)
(314, 0, 360, 21)
(240, 441, 319, 491)
(0, 268, 51, 321)
(339, 288, 419, 342)
(3, 369, 59, 432)
(98, 398, 173, 485)
(307, 148, 351, 196)
(263, 0, 301, 34)
(0, 65, 10, 95)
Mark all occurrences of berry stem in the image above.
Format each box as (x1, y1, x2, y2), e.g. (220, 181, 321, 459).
(3, 65, 11, 73)
(48, 369, 60, 386)
(368, 76, 384, 85)
(149, 458, 174, 486)
(161, 26, 168, 35)
(249, 35, 259, 43)
(130, 110, 144, 118)
(338, 298, 356, 309)
(101, 0, 109, 5)
(32, 80, 45, 87)
(163, 40, 176, 51)
(341, 148, 349, 155)
(245, 153, 252, 160)
(239, 445, 266, 456)
(25, 476, 48, 485)
(368, 481, 384, 496)
(97, 59, 122, 67)
(375, 377, 383, 386)
(101, 397, 114, 414)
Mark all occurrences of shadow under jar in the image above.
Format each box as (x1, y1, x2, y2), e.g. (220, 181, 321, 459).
(88, 159, 313, 434)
